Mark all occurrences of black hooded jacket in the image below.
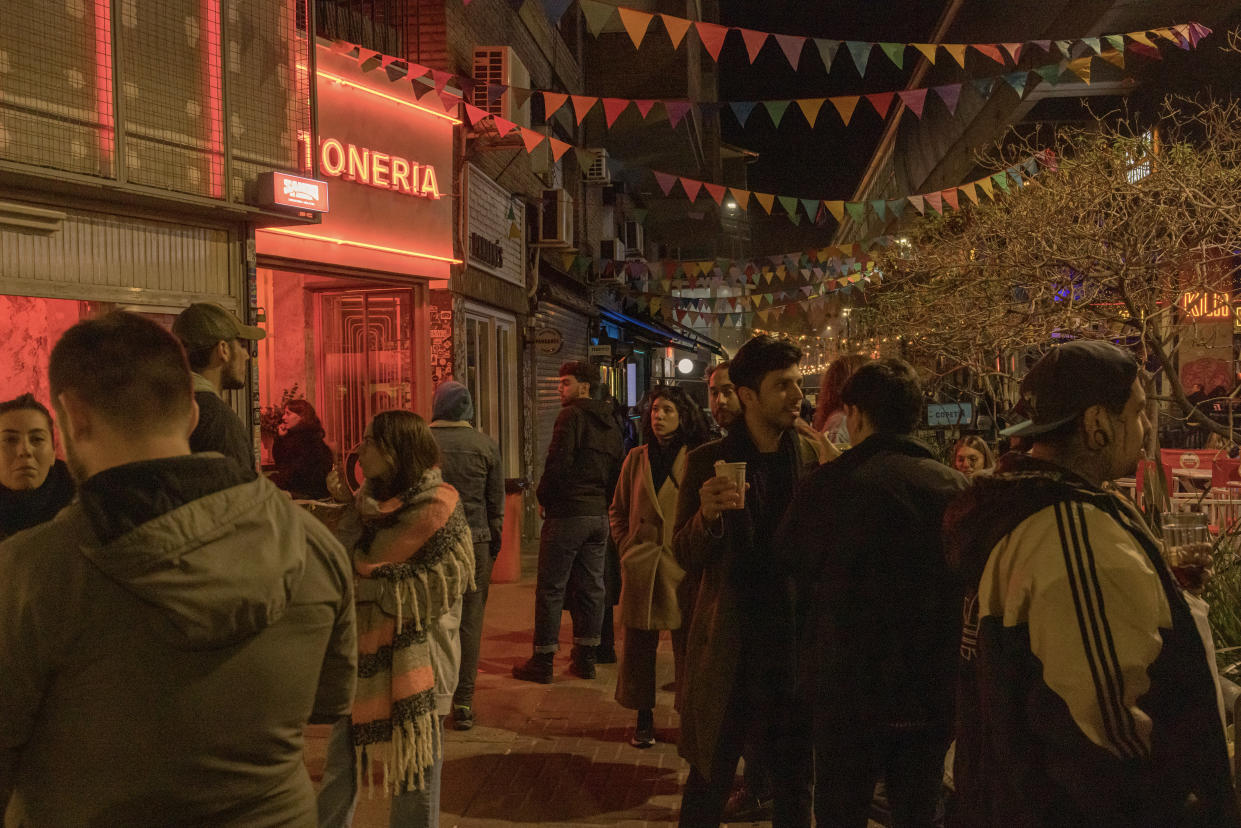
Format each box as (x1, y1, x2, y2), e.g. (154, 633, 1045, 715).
(536, 397, 623, 519)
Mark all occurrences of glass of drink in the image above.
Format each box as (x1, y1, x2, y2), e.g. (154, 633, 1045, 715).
(1161, 511, 1213, 591)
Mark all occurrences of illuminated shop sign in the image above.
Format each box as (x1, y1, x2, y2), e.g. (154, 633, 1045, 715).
(303, 136, 441, 199)
(259, 171, 330, 212)
(1180, 290, 1231, 320)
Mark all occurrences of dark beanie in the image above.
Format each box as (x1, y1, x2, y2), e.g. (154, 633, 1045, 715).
(432, 381, 474, 422)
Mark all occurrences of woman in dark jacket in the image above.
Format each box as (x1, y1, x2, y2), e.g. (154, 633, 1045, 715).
(271, 399, 334, 500)
(0, 394, 75, 540)
(429, 381, 504, 731)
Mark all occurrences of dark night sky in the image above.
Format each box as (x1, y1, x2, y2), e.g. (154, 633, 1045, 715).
(717, 1, 950, 253)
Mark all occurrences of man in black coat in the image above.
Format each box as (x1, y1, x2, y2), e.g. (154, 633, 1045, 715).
(513, 361, 623, 683)
(775, 358, 967, 828)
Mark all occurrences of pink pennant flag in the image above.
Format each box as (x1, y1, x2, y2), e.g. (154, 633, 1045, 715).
(571, 95, 598, 124)
(633, 99, 657, 118)
(908, 194, 926, 214)
(695, 21, 730, 61)
(464, 103, 491, 125)
(972, 43, 1006, 64)
(941, 188, 959, 211)
(897, 88, 928, 118)
(934, 84, 961, 114)
(438, 90, 461, 113)
(680, 177, 704, 201)
(924, 191, 944, 213)
(431, 69, 453, 92)
(703, 182, 726, 204)
(602, 98, 630, 127)
(740, 28, 768, 63)
(1000, 42, 1024, 63)
(520, 128, 545, 153)
(542, 92, 569, 118)
(773, 34, 805, 70)
(653, 170, 677, 195)
(865, 92, 894, 119)
(664, 100, 693, 128)
(492, 116, 518, 136)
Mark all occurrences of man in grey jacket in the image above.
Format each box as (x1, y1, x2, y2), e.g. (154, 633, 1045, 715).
(0, 311, 356, 826)
(430, 381, 504, 731)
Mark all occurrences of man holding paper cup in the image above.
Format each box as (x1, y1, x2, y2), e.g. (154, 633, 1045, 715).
(672, 334, 827, 826)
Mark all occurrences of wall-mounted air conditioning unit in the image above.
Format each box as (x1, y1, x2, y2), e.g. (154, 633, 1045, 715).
(538, 188, 573, 247)
(599, 237, 625, 261)
(622, 220, 645, 258)
(471, 47, 531, 128)
(582, 149, 611, 185)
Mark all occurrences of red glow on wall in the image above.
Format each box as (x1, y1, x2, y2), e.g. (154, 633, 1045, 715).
(263, 227, 462, 264)
(91, 0, 114, 166)
(202, 0, 224, 198)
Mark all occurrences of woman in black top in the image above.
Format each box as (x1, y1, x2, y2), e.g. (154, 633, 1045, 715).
(271, 399, 334, 500)
(0, 394, 75, 540)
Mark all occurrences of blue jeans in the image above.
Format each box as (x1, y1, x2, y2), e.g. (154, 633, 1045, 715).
(533, 515, 608, 653)
(317, 716, 444, 828)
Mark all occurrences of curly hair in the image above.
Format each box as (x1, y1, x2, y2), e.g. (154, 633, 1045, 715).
(639, 385, 711, 448)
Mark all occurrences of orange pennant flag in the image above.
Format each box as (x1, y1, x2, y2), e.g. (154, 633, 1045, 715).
(1067, 56, 1091, 84)
(824, 201, 845, 222)
(618, 7, 654, 49)
(754, 192, 776, 214)
(1150, 27, 1177, 44)
(911, 43, 938, 64)
(972, 43, 1006, 64)
(680, 177, 703, 201)
(695, 21, 730, 61)
(831, 95, 861, 126)
(571, 95, 598, 124)
(977, 176, 995, 199)
(1098, 50, 1124, 69)
(703, 182, 726, 204)
(548, 136, 572, 161)
(520, 128, 545, 153)
(1128, 31, 1157, 49)
(542, 92, 568, 119)
(961, 183, 979, 205)
(660, 13, 692, 49)
(728, 187, 750, 208)
(943, 44, 967, 68)
(797, 97, 827, 127)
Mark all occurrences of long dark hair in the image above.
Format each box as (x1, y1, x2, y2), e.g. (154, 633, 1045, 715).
(639, 385, 710, 449)
(366, 410, 441, 501)
(814, 354, 870, 431)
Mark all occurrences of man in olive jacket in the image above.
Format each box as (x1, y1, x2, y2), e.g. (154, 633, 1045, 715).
(672, 335, 823, 827)
(775, 358, 967, 827)
(0, 312, 355, 827)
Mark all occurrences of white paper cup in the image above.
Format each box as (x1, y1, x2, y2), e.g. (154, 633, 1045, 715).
(714, 460, 747, 509)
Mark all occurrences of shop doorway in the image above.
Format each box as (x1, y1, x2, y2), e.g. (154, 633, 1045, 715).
(462, 304, 518, 475)
(316, 288, 416, 460)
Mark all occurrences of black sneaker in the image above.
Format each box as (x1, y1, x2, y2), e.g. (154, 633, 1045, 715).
(451, 705, 475, 731)
(512, 652, 554, 684)
(631, 708, 655, 748)
(569, 645, 597, 679)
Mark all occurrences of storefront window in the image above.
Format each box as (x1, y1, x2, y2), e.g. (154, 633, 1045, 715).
(463, 305, 518, 475)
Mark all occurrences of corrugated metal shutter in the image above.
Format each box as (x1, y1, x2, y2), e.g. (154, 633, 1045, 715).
(0, 204, 238, 307)
(532, 300, 590, 489)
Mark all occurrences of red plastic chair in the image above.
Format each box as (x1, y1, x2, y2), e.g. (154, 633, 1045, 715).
(1211, 457, 1241, 489)
(1160, 448, 1222, 473)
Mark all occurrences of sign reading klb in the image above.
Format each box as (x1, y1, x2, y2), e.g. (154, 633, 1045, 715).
(301, 134, 441, 199)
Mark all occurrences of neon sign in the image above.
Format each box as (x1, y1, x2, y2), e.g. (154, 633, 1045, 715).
(259, 171, 329, 212)
(1180, 290, 1231, 320)
(301, 133, 440, 199)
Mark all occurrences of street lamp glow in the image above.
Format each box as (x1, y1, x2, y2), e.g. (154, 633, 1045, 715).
(677, 357, 694, 375)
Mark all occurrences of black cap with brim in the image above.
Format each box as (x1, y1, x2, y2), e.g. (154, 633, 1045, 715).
(1003, 339, 1138, 441)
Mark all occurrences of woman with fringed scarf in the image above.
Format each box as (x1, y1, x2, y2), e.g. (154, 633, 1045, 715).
(318, 410, 475, 828)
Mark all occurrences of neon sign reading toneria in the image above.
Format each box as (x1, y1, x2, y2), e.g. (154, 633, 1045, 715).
(301, 134, 442, 199)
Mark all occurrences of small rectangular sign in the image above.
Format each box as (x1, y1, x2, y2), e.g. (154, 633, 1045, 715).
(589, 344, 612, 358)
(926, 402, 973, 427)
(260, 171, 329, 212)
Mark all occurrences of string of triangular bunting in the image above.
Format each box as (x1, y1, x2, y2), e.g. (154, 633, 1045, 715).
(467, 54, 1144, 134)
(571, 2, 1209, 73)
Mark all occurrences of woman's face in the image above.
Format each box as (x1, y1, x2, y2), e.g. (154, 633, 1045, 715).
(955, 445, 986, 477)
(282, 408, 302, 430)
(0, 409, 55, 491)
(357, 425, 393, 483)
(651, 397, 680, 440)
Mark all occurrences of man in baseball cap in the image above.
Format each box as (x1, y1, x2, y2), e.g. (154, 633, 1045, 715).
(943, 339, 1239, 826)
(173, 303, 265, 474)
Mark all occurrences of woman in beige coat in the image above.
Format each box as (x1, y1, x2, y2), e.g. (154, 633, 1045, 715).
(610, 385, 710, 748)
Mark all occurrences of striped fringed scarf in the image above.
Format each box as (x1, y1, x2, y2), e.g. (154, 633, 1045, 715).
(349, 468, 475, 795)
